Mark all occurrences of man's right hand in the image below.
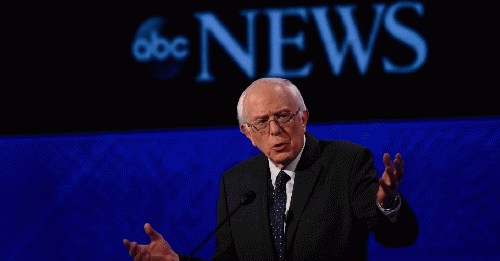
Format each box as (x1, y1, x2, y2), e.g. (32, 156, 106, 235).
(123, 223, 179, 261)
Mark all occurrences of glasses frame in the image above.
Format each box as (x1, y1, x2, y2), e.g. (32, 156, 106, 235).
(245, 109, 301, 133)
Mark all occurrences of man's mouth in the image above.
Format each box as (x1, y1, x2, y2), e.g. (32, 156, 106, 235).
(273, 143, 288, 151)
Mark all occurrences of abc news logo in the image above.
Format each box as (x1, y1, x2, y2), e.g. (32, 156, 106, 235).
(131, 2, 428, 82)
(132, 31, 189, 61)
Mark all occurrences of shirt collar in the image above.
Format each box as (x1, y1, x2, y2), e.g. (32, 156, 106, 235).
(269, 135, 306, 186)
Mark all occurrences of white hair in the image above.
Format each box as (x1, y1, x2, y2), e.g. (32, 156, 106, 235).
(237, 78, 307, 127)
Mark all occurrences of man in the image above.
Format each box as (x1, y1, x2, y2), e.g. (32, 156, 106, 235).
(124, 78, 418, 260)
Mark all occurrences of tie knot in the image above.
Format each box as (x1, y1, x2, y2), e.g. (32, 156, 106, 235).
(275, 171, 290, 190)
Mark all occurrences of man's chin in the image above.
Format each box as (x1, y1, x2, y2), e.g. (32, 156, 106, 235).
(269, 153, 293, 168)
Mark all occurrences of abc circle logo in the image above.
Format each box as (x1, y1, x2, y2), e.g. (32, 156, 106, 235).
(132, 31, 189, 62)
(131, 16, 189, 62)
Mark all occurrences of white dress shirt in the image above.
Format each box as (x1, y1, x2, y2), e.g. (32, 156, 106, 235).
(268, 135, 400, 231)
(268, 136, 306, 218)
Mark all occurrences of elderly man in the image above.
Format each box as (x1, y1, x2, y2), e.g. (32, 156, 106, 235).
(124, 78, 418, 260)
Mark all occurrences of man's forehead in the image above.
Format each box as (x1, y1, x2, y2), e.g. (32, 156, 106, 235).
(245, 84, 296, 117)
(247, 82, 292, 101)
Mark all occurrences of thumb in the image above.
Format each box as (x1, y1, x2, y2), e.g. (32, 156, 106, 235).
(144, 223, 163, 242)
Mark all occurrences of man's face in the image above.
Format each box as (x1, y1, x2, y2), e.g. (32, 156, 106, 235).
(241, 82, 309, 169)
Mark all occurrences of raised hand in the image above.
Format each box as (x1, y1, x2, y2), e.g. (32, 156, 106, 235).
(123, 223, 179, 261)
(377, 153, 404, 209)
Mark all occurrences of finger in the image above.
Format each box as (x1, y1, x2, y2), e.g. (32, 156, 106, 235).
(383, 153, 393, 169)
(381, 154, 397, 185)
(386, 165, 399, 188)
(394, 154, 404, 184)
(145, 223, 163, 242)
(134, 247, 146, 261)
(123, 239, 131, 250)
(383, 153, 395, 176)
(129, 241, 138, 257)
(395, 153, 404, 169)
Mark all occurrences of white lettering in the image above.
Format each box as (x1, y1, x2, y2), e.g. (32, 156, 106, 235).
(265, 8, 312, 78)
(131, 31, 189, 62)
(194, 10, 258, 82)
(382, 2, 427, 73)
(311, 4, 385, 76)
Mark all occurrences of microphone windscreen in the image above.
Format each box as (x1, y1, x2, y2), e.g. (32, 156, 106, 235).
(241, 191, 256, 205)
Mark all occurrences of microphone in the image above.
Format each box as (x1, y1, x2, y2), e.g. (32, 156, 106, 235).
(240, 191, 256, 205)
(189, 191, 256, 259)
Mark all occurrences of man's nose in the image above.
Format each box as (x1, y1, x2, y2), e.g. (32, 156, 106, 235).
(269, 120, 282, 135)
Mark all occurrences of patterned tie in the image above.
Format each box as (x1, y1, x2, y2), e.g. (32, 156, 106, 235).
(271, 170, 290, 261)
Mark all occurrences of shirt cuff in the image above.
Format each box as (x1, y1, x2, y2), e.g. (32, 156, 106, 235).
(376, 193, 401, 223)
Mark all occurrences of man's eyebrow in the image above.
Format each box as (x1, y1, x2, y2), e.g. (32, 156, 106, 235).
(252, 114, 268, 121)
(275, 108, 293, 114)
(253, 109, 292, 120)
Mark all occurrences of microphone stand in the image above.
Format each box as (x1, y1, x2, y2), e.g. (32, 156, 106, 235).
(189, 191, 255, 260)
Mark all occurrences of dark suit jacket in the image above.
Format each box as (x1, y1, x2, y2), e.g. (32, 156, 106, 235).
(213, 132, 418, 260)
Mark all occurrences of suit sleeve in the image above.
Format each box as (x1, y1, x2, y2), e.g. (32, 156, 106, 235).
(350, 147, 418, 247)
(212, 174, 238, 261)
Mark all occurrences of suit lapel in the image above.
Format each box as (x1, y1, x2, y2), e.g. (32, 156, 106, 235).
(285, 132, 322, 249)
(247, 155, 276, 260)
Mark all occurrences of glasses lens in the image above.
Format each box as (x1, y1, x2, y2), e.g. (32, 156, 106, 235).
(279, 112, 294, 125)
(251, 110, 299, 132)
(254, 120, 267, 131)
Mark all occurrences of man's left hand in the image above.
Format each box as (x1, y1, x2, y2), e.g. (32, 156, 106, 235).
(377, 153, 404, 209)
(123, 223, 179, 261)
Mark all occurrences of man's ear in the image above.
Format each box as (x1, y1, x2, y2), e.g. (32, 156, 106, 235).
(300, 110, 309, 133)
(240, 124, 256, 146)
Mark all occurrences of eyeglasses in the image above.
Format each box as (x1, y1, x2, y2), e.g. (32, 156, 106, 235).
(246, 109, 301, 133)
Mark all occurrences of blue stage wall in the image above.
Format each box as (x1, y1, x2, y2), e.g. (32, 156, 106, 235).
(1, 117, 499, 260)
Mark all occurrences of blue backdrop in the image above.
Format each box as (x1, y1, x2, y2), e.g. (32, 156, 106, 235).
(1, 117, 499, 260)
